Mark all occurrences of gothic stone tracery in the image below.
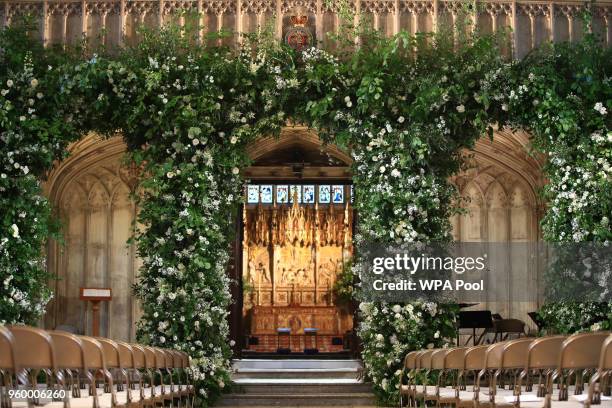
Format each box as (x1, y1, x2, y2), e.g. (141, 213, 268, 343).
(2, 0, 611, 57)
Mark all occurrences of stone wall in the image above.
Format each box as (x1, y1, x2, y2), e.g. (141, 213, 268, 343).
(43, 130, 544, 338)
(2, 0, 611, 58)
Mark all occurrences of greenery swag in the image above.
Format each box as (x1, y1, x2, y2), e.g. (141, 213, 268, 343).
(0, 11, 609, 406)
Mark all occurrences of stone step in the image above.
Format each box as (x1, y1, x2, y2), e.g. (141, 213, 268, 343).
(233, 359, 363, 370)
(232, 368, 360, 380)
(231, 382, 373, 394)
(215, 392, 377, 406)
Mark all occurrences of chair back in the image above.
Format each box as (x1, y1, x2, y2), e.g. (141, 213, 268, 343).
(153, 348, 169, 370)
(599, 335, 612, 370)
(445, 347, 467, 369)
(179, 352, 190, 368)
(49, 331, 84, 370)
(116, 341, 135, 368)
(0, 326, 17, 371)
(404, 351, 419, 369)
(484, 341, 507, 369)
(431, 349, 448, 370)
(464, 345, 488, 370)
(97, 338, 121, 369)
(131, 344, 146, 369)
(560, 332, 610, 370)
(8, 325, 56, 370)
(80, 336, 106, 370)
(501, 338, 533, 369)
(143, 346, 156, 369)
(527, 335, 566, 370)
(419, 349, 437, 369)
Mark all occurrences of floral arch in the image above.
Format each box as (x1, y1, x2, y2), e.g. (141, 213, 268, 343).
(0, 18, 609, 406)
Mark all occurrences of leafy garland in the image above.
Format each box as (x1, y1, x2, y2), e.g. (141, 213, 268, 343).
(0, 14, 609, 405)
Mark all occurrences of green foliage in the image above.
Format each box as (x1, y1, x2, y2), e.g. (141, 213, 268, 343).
(500, 27, 611, 334)
(0, 10, 609, 406)
(537, 302, 612, 334)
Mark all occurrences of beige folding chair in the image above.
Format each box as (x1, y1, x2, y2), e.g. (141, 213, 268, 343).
(49, 331, 87, 405)
(79, 336, 116, 408)
(437, 346, 470, 406)
(97, 338, 132, 408)
(413, 349, 437, 405)
(114, 341, 139, 408)
(423, 348, 451, 406)
(130, 344, 150, 407)
(513, 335, 567, 407)
(0, 326, 17, 408)
(584, 334, 612, 408)
(541, 332, 611, 408)
(151, 348, 171, 407)
(456, 345, 489, 408)
(141, 347, 157, 407)
(8, 326, 58, 408)
(399, 350, 421, 407)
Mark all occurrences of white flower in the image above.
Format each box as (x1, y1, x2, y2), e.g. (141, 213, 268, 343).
(10, 224, 19, 238)
(0, 173, 6, 179)
(397, 116, 405, 123)
(434, 330, 440, 339)
(159, 336, 166, 343)
(594, 102, 607, 115)
(345, 96, 353, 108)
(166, 172, 174, 179)
(501, 104, 508, 111)
(375, 333, 384, 342)
(192, 138, 200, 146)
(22, 166, 29, 175)
(30, 78, 38, 88)
(456, 104, 465, 113)
(6, 80, 13, 88)
(19, 116, 26, 122)
(36, 92, 43, 99)
(392, 304, 402, 313)
(230, 136, 238, 144)
(379, 166, 386, 173)
(232, 167, 240, 175)
(391, 169, 401, 178)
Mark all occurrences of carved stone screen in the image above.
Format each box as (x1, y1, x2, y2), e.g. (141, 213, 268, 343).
(242, 184, 353, 352)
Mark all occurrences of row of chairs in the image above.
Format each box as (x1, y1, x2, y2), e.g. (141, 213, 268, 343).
(0, 325, 195, 408)
(400, 331, 612, 407)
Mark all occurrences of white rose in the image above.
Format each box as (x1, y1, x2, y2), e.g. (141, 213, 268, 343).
(230, 136, 238, 144)
(10, 224, 19, 238)
(30, 78, 38, 88)
(6, 80, 13, 88)
(456, 104, 465, 113)
(397, 116, 405, 123)
(391, 169, 401, 178)
(232, 167, 240, 175)
(192, 138, 200, 146)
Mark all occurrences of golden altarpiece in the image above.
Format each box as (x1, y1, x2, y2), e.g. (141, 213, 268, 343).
(242, 186, 354, 347)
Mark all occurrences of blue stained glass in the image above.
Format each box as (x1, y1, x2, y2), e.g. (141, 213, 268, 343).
(260, 185, 273, 203)
(332, 185, 344, 203)
(289, 185, 302, 203)
(247, 185, 259, 203)
(303, 185, 315, 203)
(319, 185, 331, 203)
(277, 185, 289, 204)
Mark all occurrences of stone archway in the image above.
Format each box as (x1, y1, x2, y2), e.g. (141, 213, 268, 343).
(44, 134, 142, 340)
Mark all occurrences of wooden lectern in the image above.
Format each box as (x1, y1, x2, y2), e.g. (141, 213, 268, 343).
(80, 288, 112, 337)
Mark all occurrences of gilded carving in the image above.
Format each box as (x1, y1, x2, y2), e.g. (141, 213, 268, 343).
(243, 192, 353, 337)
